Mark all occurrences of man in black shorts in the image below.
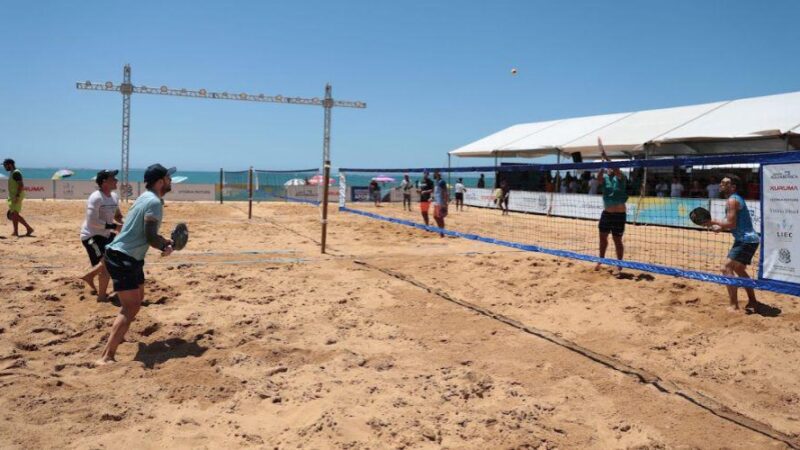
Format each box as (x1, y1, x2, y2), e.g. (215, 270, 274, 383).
(417, 171, 434, 225)
(79, 170, 123, 301)
(96, 164, 176, 365)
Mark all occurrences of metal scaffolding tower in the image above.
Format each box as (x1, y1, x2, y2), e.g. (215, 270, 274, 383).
(76, 64, 366, 198)
(76, 64, 366, 252)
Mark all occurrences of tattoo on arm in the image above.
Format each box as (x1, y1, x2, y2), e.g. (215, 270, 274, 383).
(144, 218, 167, 250)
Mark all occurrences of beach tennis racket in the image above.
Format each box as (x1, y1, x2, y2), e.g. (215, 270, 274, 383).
(170, 223, 189, 250)
(689, 207, 711, 226)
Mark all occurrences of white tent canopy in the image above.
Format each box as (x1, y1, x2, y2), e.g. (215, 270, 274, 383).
(451, 91, 800, 159)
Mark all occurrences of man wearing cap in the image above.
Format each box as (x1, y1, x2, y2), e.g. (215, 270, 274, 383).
(417, 171, 434, 226)
(78, 170, 123, 301)
(97, 164, 176, 365)
(3, 158, 34, 236)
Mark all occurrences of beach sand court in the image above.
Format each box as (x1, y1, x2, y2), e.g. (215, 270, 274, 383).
(1, 200, 798, 449)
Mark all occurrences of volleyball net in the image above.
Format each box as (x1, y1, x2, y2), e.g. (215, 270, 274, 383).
(339, 152, 800, 296)
(254, 169, 321, 204)
(220, 168, 326, 205)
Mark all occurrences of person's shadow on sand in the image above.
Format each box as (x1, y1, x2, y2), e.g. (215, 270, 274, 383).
(134, 338, 207, 369)
(747, 301, 782, 317)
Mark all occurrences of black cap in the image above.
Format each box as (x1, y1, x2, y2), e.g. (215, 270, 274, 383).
(2, 158, 14, 166)
(144, 164, 176, 184)
(95, 169, 119, 186)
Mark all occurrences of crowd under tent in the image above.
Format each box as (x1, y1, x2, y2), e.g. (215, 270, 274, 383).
(449, 90, 800, 161)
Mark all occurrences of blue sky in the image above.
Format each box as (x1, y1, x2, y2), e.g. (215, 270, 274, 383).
(1, 0, 799, 171)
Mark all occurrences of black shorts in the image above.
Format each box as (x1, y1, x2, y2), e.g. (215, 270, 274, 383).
(455, 193, 464, 201)
(104, 248, 145, 292)
(599, 211, 626, 236)
(728, 241, 759, 266)
(81, 234, 115, 266)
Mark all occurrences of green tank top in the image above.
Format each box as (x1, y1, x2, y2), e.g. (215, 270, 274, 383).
(8, 169, 22, 200)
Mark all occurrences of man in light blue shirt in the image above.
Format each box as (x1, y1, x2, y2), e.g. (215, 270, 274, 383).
(97, 164, 176, 365)
(432, 170, 449, 237)
(707, 175, 761, 313)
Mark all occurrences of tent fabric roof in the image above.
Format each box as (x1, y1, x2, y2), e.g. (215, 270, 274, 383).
(450, 91, 800, 159)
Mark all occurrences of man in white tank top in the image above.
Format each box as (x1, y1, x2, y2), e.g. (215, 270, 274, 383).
(79, 170, 123, 301)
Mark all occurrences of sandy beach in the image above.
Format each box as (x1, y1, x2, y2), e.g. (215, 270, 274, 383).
(1, 199, 799, 449)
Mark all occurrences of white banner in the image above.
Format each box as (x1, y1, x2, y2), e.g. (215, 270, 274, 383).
(761, 163, 800, 284)
(0, 179, 53, 199)
(169, 183, 216, 201)
(285, 185, 338, 203)
(464, 187, 761, 229)
(55, 181, 100, 199)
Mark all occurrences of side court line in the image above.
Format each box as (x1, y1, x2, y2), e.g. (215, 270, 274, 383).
(353, 259, 800, 449)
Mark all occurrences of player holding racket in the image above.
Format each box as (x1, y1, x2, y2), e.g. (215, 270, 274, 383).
(705, 175, 761, 313)
(96, 164, 176, 365)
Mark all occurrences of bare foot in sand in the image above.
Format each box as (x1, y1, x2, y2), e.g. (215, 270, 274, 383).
(726, 305, 740, 313)
(94, 357, 115, 367)
(594, 263, 602, 271)
(25, 228, 34, 237)
(79, 273, 97, 293)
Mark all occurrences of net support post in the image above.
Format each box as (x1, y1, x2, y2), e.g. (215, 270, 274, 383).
(321, 161, 331, 254)
(632, 144, 650, 225)
(248, 166, 253, 219)
(447, 153, 452, 188)
(219, 168, 223, 204)
(339, 172, 347, 209)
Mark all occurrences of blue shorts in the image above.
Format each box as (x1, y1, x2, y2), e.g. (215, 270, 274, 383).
(728, 241, 759, 266)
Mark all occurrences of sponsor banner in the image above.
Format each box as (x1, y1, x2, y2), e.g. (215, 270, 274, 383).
(285, 185, 337, 203)
(170, 183, 216, 201)
(0, 178, 53, 199)
(464, 187, 761, 230)
(55, 181, 101, 199)
(351, 186, 371, 202)
(762, 163, 800, 284)
(465, 188, 505, 209)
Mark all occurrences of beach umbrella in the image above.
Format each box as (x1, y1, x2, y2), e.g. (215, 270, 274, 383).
(51, 169, 74, 180)
(371, 175, 395, 183)
(284, 178, 306, 186)
(307, 174, 335, 186)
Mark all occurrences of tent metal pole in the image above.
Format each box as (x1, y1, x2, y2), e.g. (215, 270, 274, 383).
(447, 153, 452, 187)
(633, 145, 649, 225)
(493, 152, 498, 188)
(548, 149, 560, 216)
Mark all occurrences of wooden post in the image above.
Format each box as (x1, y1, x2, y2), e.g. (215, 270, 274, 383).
(219, 168, 224, 204)
(248, 166, 253, 219)
(321, 161, 331, 254)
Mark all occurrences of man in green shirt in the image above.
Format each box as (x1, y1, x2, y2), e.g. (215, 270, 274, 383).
(3, 158, 34, 237)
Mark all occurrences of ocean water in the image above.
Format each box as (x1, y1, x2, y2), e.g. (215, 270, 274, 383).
(14, 168, 495, 189)
(17, 168, 224, 184)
